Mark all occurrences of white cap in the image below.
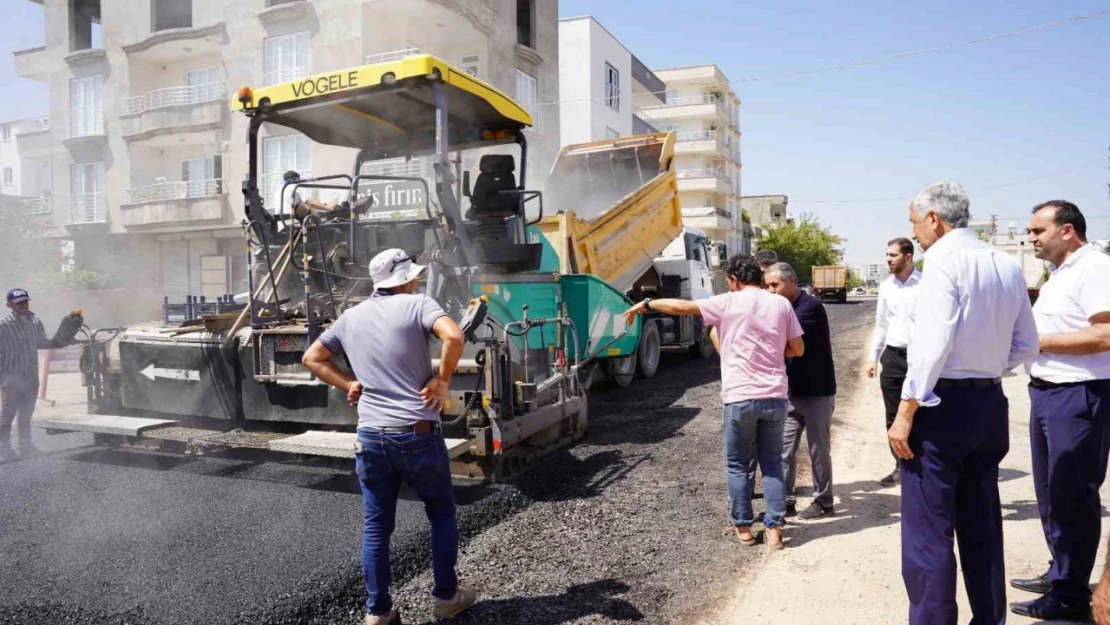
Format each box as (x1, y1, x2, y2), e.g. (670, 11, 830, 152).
(369, 248, 427, 290)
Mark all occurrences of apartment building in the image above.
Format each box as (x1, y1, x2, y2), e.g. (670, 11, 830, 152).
(13, 0, 559, 306)
(634, 64, 746, 255)
(0, 116, 52, 211)
(851, 262, 887, 287)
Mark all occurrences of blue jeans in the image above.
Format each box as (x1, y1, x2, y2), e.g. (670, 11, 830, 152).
(355, 428, 459, 616)
(724, 399, 788, 528)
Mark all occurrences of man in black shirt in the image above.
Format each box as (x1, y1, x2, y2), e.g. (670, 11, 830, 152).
(765, 263, 837, 520)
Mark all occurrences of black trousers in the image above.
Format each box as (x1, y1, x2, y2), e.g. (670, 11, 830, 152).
(0, 372, 39, 447)
(901, 383, 1009, 625)
(1029, 379, 1110, 605)
(880, 346, 908, 463)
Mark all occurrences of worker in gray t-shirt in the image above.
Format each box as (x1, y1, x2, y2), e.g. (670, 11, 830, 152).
(302, 248, 476, 624)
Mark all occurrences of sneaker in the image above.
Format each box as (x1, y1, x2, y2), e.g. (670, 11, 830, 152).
(797, 501, 835, 520)
(785, 502, 797, 517)
(364, 610, 398, 625)
(880, 469, 901, 486)
(433, 586, 478, 619)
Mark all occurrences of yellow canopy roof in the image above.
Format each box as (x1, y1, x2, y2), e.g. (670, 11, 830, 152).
(238, 55, 533, 159)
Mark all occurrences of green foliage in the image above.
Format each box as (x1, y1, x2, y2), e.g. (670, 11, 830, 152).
(755, 213, 844, 284)
(845, 268, 865, 289)
(0, 208, 102, 293)
(914, 259, 924, 271)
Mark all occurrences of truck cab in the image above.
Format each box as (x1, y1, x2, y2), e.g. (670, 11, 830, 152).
(654, 228, 718, 301)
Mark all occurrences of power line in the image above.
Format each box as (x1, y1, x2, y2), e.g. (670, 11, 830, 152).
(790, 159, 1106, 204)
(535, 8, 1110, 108)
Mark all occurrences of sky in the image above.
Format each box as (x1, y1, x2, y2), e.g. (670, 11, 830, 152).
(2, 0, 1107, 265)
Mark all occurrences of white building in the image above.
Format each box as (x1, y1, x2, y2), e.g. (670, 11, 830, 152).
(852, 263, 887, 287)
(0, 117, 52, 211)
(633, 64, 745, 256)
(13, 0, 559, 308)
(556, 21, 746, 256)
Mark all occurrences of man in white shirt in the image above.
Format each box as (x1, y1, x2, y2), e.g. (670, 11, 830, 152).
(867, 237, 920, 485)
(1008, 201, 1110, 622)
(888, 181, 1039, 625)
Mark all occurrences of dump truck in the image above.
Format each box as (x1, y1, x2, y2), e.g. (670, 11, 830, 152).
(38, 55, 712, 481)
(812, 265, 848, 303)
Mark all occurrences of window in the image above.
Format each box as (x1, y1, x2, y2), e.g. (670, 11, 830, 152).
(604, 62, 620, 111)
(186, 66, 221, 103)
(71, 162, 105, 222)
(605, 127, 620, 139)
(70, 75, 104, 137)
(181, 156, 222, 198)
(263, 134, 311, 211)
(460, 54, 480, 78)
(665, 90, 678, 105)
(152, 0, 191, 32)
(516, 0, 534, 48)
(263, 32, 310, 86)
(515, 69, 537, 128)
(1, 125, 9, 142)
(3, 168, 12, 186)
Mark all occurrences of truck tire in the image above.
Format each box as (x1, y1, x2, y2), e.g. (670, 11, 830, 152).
(637, 321, 661, 378)
(691, 322, 715, 359)
(607, 352, 637, 388)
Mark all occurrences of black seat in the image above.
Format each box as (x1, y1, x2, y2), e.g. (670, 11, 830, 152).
(469, 154, 519, 218)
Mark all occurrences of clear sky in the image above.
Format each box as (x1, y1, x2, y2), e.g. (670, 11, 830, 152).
(3, 1, 1107, 265)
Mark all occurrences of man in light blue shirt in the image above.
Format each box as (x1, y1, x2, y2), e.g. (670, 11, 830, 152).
(888, 181, 1039, 625)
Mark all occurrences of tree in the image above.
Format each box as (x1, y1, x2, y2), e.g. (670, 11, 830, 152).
(0, 206, 98, 292)
(755, 213, 844, 284)
(914, 259, 924, 271)
(846, 268, 865, 290)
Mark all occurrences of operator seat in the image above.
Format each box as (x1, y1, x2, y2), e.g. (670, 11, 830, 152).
(465, 154, 542, 273)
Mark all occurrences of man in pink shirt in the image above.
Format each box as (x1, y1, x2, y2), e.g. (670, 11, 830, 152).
(625, 254, 804, 549)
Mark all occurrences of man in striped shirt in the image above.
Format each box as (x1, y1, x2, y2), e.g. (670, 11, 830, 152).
(0, 288, 69, 459)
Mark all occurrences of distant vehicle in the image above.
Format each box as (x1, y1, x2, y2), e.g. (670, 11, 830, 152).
(812, 265, 848, 303)
(799, 283, 814, 296)
(852, 287, 867, 295)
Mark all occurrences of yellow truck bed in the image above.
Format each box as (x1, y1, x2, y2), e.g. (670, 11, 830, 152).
(537, 132, 682, 294)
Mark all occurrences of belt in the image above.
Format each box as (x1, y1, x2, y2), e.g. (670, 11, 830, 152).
(885, 345, 907, 355)
(935, 377, 1001, 389)
(1027, 376, 1096, 390)
(365, 420, 441, 434)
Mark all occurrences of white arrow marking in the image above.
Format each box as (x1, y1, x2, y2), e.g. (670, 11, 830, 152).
(140, 364, 200, 382)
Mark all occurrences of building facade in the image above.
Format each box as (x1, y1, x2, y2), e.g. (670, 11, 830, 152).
(0, 117, 53, 211)
(634, 64, 745, 256)
(14, 0, 559, 305)
(851, 262, 887, 287)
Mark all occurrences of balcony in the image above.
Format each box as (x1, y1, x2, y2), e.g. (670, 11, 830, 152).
(21, 197, 52, 216)
(16, 120, 51, 157)
(69, 192, 107, 225)
(120, 179, 227, 228)
(14, 46, 48, 82)
(262, 67, 309, 87)
(258, 0, 314, 26)
(681, 206, 733, 233)
(632, 115, 657, 137)
(65, 106, 107, 147)
(121, 83, 226, 144)
(636, 94, 728, 124)
(676, 168, 731, 195)
(122, 22, 227, 63)
(674, 130, 724, 155)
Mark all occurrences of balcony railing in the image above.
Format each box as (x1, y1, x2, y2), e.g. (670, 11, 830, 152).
(21, 197, 52, 215)
(68, 106, 105, 139)
(123, 179, 224, 204)
(70, 193, 107, 224)
(262, 67, 308, 87)
(124, 83, 227, 115)
(676, 130, 719, 142)
(676, 168, 729, 182)
(641, 94, 723, 110)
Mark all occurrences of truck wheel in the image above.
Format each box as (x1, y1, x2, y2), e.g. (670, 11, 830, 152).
(691, 325, 715, 359)
(637, 321, 661, 378)
(607, 352, 637, 388)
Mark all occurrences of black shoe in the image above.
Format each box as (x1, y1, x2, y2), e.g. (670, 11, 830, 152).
(797, 502, 835, 520)
(880, 469, 901, 486)
(1010, 595, 1091, 622)
(1010, 571, 1051, 595)
(784, 503, 797, 517)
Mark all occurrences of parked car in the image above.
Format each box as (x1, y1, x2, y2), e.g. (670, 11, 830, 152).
(852, 287, 867, 295)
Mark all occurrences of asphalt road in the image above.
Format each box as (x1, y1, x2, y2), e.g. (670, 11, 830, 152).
(0, 299, 877, 625)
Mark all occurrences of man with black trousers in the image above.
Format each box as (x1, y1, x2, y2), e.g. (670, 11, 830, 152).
(1009, 200, 1110, 622)
(889, 181, 1039, 625)
(867, 237, 920, 485)
(765, 262, 837, 520)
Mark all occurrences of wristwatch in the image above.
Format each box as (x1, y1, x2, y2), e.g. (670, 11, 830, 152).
(643, 298, 653, 312)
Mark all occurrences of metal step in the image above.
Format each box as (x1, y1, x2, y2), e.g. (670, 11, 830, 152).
(33, 413, 179, 437)
(268, 431, 470, 460)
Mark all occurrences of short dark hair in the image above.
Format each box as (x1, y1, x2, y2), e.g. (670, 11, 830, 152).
(887, 237, 914, 256)
(283, 170, 302, 183)
(726, 254, 763, 286)
(1033, 200, 1087, 240)
(754, 250, 779, 266)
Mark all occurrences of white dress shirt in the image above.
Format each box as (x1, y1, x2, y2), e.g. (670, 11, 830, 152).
(901, 228, 1040, 406)
(869, 269, 921, 362)
(1027, 244, 1110, 383)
